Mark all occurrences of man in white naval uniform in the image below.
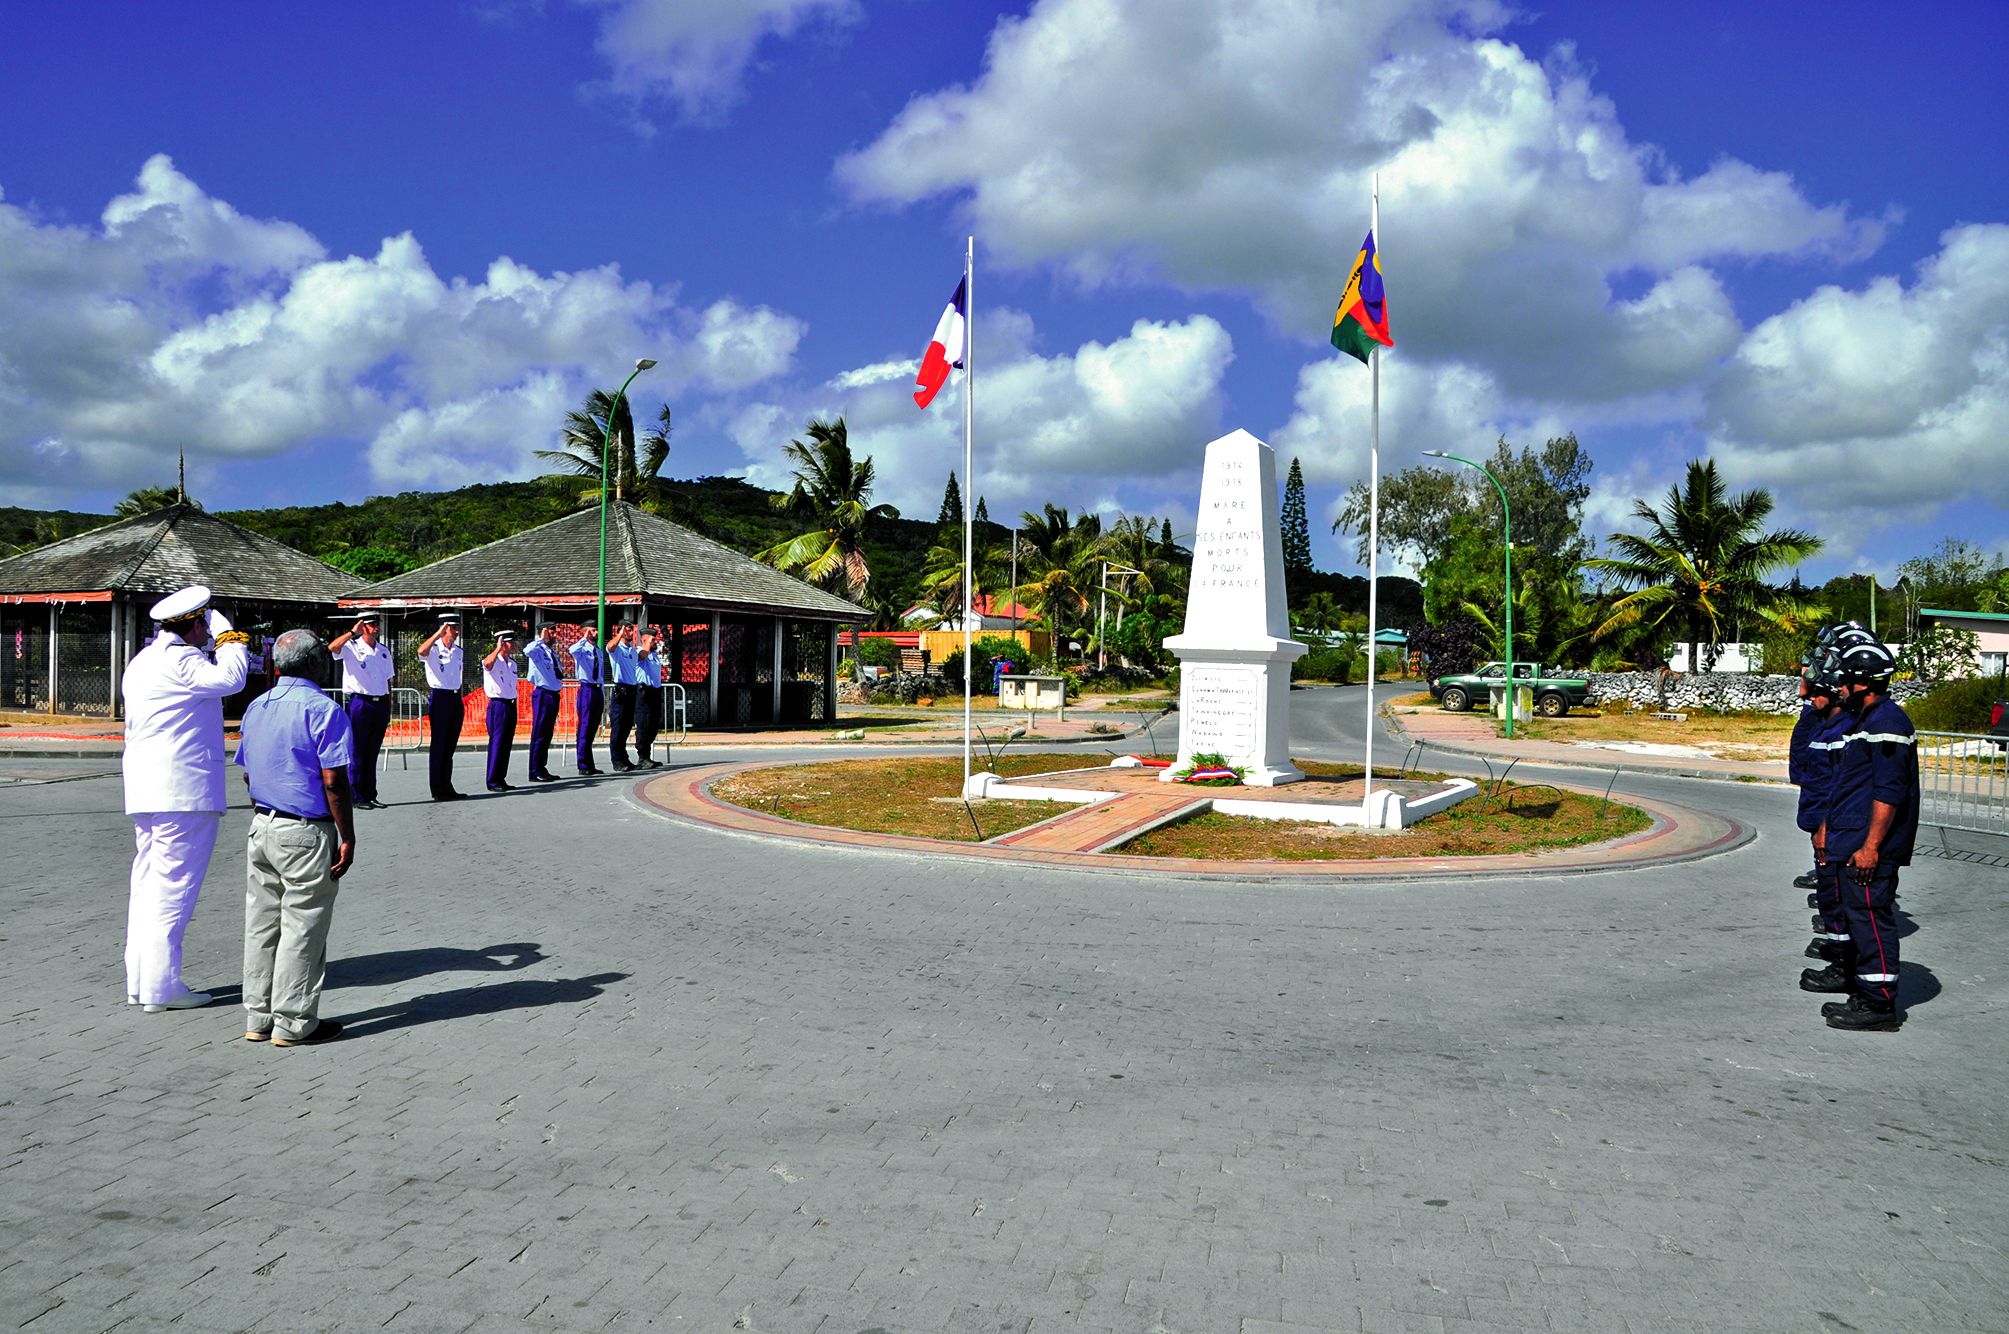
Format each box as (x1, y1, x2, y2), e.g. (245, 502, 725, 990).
(121, 585, 251, 1012)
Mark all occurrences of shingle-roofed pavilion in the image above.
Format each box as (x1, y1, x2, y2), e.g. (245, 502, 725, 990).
(0, 504, 352, 716)
(340, 502, 867, 728)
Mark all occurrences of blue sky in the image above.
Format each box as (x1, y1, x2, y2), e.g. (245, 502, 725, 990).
(2, 0, 2004, 582)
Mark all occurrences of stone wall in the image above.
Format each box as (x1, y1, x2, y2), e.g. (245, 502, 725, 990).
(1584, 672, 1929, 715)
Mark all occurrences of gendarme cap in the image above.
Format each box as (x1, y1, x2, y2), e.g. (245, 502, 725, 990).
(148, 586, 211, 622)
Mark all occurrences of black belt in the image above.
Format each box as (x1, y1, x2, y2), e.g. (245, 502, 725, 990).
(254, 805, 333, 825)
(353, 692, 389, 702)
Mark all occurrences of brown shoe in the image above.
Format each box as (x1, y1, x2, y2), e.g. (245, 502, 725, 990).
(271, 1020, 343, 1047)
(244, 1029, 270, 1042)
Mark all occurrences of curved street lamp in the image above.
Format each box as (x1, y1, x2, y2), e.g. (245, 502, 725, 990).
(596, 358, 658, 648)
(1422, 449, 1515, 738)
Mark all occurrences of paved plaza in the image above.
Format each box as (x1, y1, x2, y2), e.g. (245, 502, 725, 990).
(2, 689, 2005, 1332)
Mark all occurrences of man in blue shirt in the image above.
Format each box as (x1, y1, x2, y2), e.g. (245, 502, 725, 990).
(235, 629, 356, 1047)
(606, 620, 641, 771)
(1807, 639, 1919, 1032)
(570, 625, 605, 774)
(523, 624, 565, 782)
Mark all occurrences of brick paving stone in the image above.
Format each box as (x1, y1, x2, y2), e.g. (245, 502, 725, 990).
(2, 725, 2006, 1332)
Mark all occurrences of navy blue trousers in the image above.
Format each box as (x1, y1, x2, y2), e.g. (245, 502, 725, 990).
(635, 687, 660, 762)
(1811, 854, 1850, 953)
(1840, 859, 1902, 1004)
(344, 694, 391, 803)
(575, 684, 603, 770)
(609, 684, 637, 767)
(427, 688, 463, 798)
(528, 687, 560, 779)
(486, 698, 516, 788)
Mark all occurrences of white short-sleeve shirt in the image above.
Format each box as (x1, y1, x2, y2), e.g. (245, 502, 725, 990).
(339, 638, 395, 695)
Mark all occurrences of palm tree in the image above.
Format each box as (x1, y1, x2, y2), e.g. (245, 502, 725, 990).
(537, 392, 672, 507)
(1011, 504, 1106, 653)
(755, 417, 898, 601)
(1584, 459, 1823, 671)
(114, 485, 196, 517)
(1298, 591, 1341, 635)
(1102, 514, 1186, 600)
(917, 532, 1007, 627)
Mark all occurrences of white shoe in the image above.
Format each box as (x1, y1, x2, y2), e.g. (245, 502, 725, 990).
(127, 995, 138, 1006)
(141, 991, 213, 1013)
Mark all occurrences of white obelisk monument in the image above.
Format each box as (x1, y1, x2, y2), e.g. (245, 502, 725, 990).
(1162, 429, 1306, 786)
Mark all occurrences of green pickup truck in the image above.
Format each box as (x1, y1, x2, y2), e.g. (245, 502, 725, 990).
(1427, 661, 1592, 717)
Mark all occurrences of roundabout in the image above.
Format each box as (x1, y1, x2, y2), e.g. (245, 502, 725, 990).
(636, 753, 1751, 881)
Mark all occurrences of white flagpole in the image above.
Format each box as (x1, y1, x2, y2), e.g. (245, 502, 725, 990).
(962, 235, 976, 787)
(1363, 175, 1382, 818)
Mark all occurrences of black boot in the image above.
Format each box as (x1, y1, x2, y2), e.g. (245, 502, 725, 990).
(1803, 938, 1847, 962)
(1825, 993, 1901, 1031)
(1799, 963, 1849, 993)
(1805, 891, 1819, 908)
(1794, 871, 1820, 891)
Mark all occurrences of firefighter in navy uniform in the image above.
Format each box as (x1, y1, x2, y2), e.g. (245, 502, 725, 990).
(1794, 649, 1853, 971)
(1802, 640, 1919, 1031)
(1789, 622, 1874, 905)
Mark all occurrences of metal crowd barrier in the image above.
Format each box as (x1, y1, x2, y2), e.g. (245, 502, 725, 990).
(338, 679, 691, 778)
(1915, 730, 2009, 838)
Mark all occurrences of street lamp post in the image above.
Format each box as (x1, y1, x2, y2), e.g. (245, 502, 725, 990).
(1423, 450, 1514, 738)
(596, 358, 658, 649)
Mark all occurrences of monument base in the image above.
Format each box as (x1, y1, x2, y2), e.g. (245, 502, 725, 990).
(1160, 641, 1305, 787)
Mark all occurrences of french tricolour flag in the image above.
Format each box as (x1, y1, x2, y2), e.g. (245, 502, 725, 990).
(913, 277, 966, 409)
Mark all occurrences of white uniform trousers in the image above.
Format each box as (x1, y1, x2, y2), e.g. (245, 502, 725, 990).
(126, 812, 223, 1005)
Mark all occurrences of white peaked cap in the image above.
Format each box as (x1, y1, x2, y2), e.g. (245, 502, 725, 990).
(148, 586, 212, 622)
(438, 612, 461, 623)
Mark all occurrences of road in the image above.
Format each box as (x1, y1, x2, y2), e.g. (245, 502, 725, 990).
(0, 690, 2002, 1332)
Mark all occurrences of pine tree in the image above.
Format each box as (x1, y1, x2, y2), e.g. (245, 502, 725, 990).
(937, 472, 963, 528)
(1281, 457, 1313, 579)
(974, 495, 989, 524)
(1158, 517, 1175, 556)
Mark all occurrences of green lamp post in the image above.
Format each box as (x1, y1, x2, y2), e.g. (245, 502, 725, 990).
(1423, 449, 1515, 737)
(596, 358, 657, 649)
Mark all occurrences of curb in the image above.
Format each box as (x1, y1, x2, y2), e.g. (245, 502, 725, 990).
(1378, 707, 1791, 786)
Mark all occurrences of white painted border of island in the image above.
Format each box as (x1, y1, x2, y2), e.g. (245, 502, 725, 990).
(964, 761, 1479, 835)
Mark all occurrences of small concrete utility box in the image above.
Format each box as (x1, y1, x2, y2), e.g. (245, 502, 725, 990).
(1000, 673, 1066, 722)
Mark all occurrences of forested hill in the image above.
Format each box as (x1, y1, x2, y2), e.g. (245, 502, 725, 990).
(1, 476, 1420, 624)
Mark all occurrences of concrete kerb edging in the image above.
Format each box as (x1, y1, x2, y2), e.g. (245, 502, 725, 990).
(0, 706, 1176, 761)
(626, 757, 1754, 884)
(1379, 704, 1793, 787)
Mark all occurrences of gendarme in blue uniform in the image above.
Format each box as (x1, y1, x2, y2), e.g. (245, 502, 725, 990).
(1800, 708, 1854, 955)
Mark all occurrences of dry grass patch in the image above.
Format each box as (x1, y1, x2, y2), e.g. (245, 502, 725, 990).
(1126, 782, 1651, 861)
(710, 752, 1107, 843)
(1508, 706, 1795, 750)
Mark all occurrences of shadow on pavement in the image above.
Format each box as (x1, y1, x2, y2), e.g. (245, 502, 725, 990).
(328, 942, 544, 990)
(333, 971, 629, 1038)
(1899, 962, 1940, 1010)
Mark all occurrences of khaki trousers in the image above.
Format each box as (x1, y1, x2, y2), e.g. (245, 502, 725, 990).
(242, 811, 339, 1040)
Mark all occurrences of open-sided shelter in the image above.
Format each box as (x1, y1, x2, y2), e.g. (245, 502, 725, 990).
(0, 503, 353, 717)
(338, 501, 868, 728)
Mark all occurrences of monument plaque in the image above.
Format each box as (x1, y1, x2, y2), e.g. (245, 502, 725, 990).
(1162, 429, 1306, 786)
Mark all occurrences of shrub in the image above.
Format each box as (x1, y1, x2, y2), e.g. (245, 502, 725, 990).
(1905, 674, 2002, 732)
(944, 634, 1036, 692)
(858, 638, 899, 669)
(1291, 648, 1354, 683)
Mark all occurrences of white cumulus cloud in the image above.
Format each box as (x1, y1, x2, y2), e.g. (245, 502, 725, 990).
(837, 0, 1880, 402)
(0, 156, 808, 495)
(582, 0, 860, 122)
(727, 310, 1235, 528)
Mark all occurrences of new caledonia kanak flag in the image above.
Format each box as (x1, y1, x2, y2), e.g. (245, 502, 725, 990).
(913, 277, 967, 409)
(1331, 230, 1392, 364)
